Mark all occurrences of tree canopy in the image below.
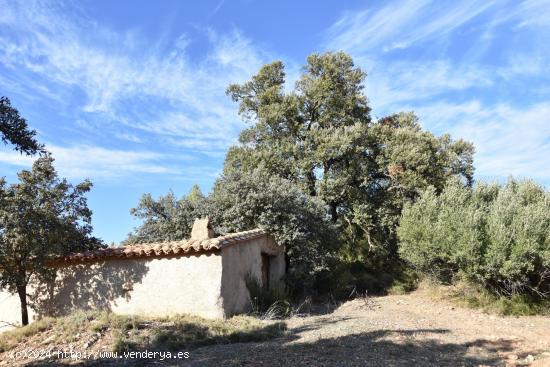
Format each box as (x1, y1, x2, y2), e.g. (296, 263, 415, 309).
(0, 97, 44, 155)
(225, 52, 475, 264)
(208, 169, 338, 291)
(126, 185, 207, 245)
(0, 155, 102, 325)
(128, 51, 476, 293)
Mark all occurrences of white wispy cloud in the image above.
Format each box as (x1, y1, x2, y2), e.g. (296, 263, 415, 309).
(486, 0, 550, 29)
(325, 0, 550, 184)
(414, 101, 550, 183)
(0, 145, 178, 180)
(0, 0, 275, 181)
(365, 60, 493, 114)
(518, 0, 550, 28)
(114, 133, 142, 143)
(326, 0, 494, 53)
(0, 4, 267, 117)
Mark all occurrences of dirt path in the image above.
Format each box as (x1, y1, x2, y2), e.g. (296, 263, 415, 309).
(4, 290, 550, 366)
(187, 290, 550, 367)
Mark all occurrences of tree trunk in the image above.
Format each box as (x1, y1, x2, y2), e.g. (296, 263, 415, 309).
(284, 252, 290, 275)
(329, 202, 338, 222)
(306, 170, 316, 196)
(17, 284, 29, 326)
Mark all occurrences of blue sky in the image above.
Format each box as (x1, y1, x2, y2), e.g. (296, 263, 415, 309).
(0, 0, 549, 243)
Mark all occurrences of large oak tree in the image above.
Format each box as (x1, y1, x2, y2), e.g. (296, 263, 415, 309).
(127, 52, 475, 291)
(225, 52, 475, 263)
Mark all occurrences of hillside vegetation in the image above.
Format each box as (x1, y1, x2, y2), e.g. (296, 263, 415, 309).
(126, 52, 475, 297)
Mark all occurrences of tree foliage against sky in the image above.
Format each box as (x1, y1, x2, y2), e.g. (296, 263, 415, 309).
(127, 172, 336, 291)
(0, 155, 102, 325)
(208, 169, 338, 291)
(225, 51, 475, 264)
(127, 52, 475, 292)
(0, 96, 44, 155)
(126, 185, 207, 245)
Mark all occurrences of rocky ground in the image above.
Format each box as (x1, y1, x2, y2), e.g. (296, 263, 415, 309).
(186, 290, 550, 367)
(3, 289, 550, 366)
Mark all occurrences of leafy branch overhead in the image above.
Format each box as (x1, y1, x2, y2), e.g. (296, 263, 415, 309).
(0, 97, 45, 155)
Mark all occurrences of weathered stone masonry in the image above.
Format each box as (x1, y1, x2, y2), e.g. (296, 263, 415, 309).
(0, 219, 285, 329)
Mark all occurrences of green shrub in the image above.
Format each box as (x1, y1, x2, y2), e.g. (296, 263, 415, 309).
(210, 169, 339, 294)
(398, 178, 550, 299)
(388, 266, 421, 295)
(313, 261, 419, 299)
(245, 274, 291, 318)
(427, 277, 550, 316)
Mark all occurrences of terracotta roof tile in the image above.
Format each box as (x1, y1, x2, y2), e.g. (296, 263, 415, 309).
(53, 228, 268, 264)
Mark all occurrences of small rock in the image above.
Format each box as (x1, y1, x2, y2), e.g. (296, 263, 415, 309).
(525, 355, 534, 362)
(508, 354, 518, 361)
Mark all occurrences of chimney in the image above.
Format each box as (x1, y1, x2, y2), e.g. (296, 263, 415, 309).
(191, 217, 214, 240)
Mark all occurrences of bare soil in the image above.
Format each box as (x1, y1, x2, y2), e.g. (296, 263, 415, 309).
(185, 290, 550, 367)
(2, 289, 550, 366)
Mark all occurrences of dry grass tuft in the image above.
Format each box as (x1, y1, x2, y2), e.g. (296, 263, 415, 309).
(419, 278, 550, 316)
(0, 311, 287, 354)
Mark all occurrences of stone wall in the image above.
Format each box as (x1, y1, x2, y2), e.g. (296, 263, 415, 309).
(0, 234, 285, 332)
(220, 236, 285, 317)
(0, 252, 224, 331)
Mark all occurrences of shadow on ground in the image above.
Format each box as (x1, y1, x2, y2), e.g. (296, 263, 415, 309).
(186, 328, 518, 367)
(22, 325, 522, 367)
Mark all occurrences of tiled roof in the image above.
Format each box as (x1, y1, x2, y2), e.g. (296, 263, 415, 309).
(53, 228, 268, 264)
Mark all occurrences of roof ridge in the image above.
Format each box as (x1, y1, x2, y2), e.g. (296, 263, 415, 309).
(51, 228, 268, 264)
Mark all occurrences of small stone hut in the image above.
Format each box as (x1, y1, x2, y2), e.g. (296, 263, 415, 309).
(0, 218, 285, 327)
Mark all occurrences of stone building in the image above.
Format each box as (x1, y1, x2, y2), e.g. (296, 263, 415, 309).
(0, 219, 285, 328)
